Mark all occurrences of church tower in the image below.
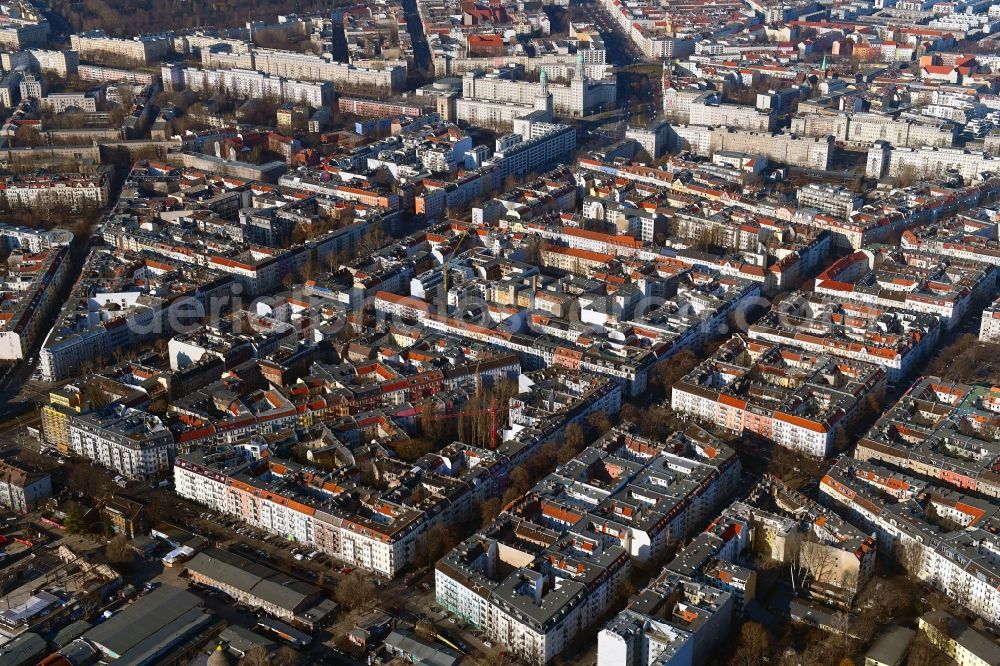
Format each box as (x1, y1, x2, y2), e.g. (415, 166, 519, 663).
(534, 68, 553, 119)
(574, 50, 586, 82)
(570, 51, 587, 117)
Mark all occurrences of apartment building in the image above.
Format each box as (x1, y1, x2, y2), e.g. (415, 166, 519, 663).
(791, 111, 955, 149)
(796, 183, 862, 219)
(867, 143, 1000, 182)
(0, 171, 109, 209)
(900, 211, 1000, 268)
(436, 424, 740, 663)
(70, 30, 171, 65)
(461, 60, 615, 118)
(507, 368, 622, 440)
(854, 376, 1000, 498)
(76, 64, 154, 84)
(672, 336, 887, 457)
(919, 611, 1000, 666)
(337, 97, 426, 119)
(39, 92, 97, 114)
(416, 125, 576, 221)
(40, 251, 236, 381)
(492, 124, 577, 179)
(101, 496, 149, 539)
(69, 405, 175, 480)
(176, 441, 503, 578)
(686, 92, 774, 132)
(821, 457, 1000, 626)
(202, 47, 407, 92)
(0, 244, 71, 360)
(0, 70, 22, 107)
(598, 590, 731, 666)
(814, 248, 997, 330)
(740, 476, 875, 605)
(1, 49, 79, 77)
(163, 65, 333, 108)
(711, 128, 833, 170)
(0, 23, 47, 51)
(748, 292, 941, 385)
(541, 245, 614, 273)
(980, 296, 1000, 342)
(0, 461, 51, 512)
(0, 225, 73, 253)
(17, 74, 43, 104)
(596, 0, 700, 59)
(598, 473, 872, 665)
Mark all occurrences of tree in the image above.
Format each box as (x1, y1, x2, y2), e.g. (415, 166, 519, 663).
(586, 411, 613, 436)
(64, 504, 87, 534)
(730, 621, 769, 666)
(68, 464, 108, 498)
(895, 164, 918, 187)
(394, 437, 437, 462)
(456, 381, 516, 449)
(648, 349, 697, 399)
(508, 466, 531, 494)
(559, 424, 586, 463)
(791, 533, 839, 595)
(523, 236, 544, 265)
(412, 522, 461, 569)
(14, 125, 43, 147)
(894, 537, 926, 576)
(908, 630, 949, 666)
(420, 401, 457, 447)
(356, 223, 389, 258)
(479, 497, 503, 527)
(275, 645, 301, 666)
(240, 646, 271, 666)
(620, 403, 643, 425)
(637, 406, 684, 439)
(334, 571, 376, 610)
(532, 442, 559, 478)
(105, 534, 134, 566)
(80, 379, 113, 409)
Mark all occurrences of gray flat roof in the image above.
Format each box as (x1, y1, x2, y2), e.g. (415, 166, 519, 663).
(385, 629, 461, 666)
(865, 625, 915, 666)
(217, 624, 277, 657)
(52, 619, 93, 648)
(186, 548, 319, 613)
(83, 586, 214, 662)
(0, 632, 46, 666)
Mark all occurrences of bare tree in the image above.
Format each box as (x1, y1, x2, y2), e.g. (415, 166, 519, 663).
(558, 423, 586, 463)
(240, 646, 271, 666)
(334, 571, 376, 610)
(730, 621, 769, 666)
(105, 535, 134, 565)
(14, 125, 44, 147)
(586, 411, 613, 437)
(478, 497, 503, 527)
(791, 533, 839, 595)
(894, 537, 926, 576)
(275, 646, 301, 666)
(356, 223, 389, 258)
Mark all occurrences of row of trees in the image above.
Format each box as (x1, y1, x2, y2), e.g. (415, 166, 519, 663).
(51, 0, 341, 37)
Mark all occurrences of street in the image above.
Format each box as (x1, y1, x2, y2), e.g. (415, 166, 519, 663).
(569, 0, 645, 66)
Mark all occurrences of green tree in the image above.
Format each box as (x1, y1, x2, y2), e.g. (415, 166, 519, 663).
(64, 505, 87, 534)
